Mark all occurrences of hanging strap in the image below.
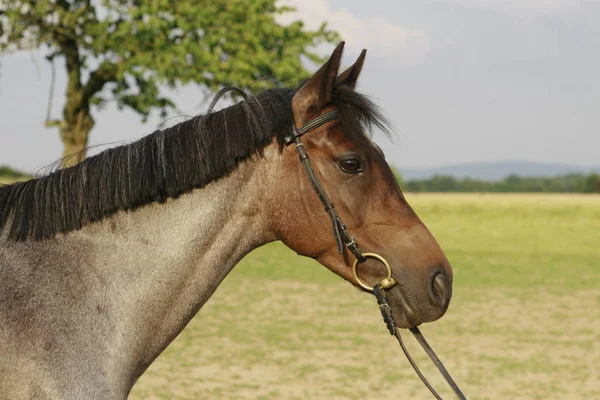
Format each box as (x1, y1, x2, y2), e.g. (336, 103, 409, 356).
(374, 285, 467, 400)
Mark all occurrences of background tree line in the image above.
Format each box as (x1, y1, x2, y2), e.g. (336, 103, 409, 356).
(397, 172, 600, 193)
(6, 166, 600, 193)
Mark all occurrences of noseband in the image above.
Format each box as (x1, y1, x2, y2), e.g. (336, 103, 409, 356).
(288, 107, 467, 400)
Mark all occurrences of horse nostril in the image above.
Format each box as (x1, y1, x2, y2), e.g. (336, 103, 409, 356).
(428, 271, 448, 309)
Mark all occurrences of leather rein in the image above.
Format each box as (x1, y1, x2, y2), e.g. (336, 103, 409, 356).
(287, 109, 467, 400)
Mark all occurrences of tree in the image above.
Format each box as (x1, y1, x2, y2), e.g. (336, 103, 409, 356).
(0, 0, 337, 167)
(402, 173, 594, 193)
(583, 173, 600, 193)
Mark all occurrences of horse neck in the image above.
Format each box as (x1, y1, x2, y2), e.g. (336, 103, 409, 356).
(73, 148, 278, 387)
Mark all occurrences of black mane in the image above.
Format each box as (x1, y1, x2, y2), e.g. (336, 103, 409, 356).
(0, 84, 388, 241)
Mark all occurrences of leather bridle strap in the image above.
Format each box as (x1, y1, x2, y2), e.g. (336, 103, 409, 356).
(374, 285, 467, 400)
(286, 110, 366, 263)
(290, 110, 341, 138)
(409, 327, 467, 399)
(288, 107, 466, 399)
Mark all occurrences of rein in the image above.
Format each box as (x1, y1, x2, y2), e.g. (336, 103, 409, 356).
(374, 285, 467, 400)
(288, 108, 467, 399)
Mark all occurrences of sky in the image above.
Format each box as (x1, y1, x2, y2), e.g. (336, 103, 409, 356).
(0, 0, 598, 173)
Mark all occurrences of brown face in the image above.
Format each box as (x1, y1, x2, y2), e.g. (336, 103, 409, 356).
(267, 43, 453, 328)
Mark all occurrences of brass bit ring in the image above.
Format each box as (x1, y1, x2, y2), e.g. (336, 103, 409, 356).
(352, 252, 397, 292)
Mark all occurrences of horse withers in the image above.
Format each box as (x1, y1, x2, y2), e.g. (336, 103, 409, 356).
(0, 42, 453, 399)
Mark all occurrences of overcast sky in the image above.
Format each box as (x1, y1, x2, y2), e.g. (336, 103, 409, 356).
(1, 0, 598, 173)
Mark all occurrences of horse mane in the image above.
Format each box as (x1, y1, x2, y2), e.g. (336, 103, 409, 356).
(0, 84, 388, 241)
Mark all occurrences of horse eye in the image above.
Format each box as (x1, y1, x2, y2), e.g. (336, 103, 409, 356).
(339, 157, 363, 174)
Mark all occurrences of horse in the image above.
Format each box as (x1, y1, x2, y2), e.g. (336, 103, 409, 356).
(0, 42, 453, 399)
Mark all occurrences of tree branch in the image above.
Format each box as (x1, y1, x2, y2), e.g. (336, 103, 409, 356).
(45, 53, 58, 124)
(44, 120, 63, 128)
(83, 62, 118, 103)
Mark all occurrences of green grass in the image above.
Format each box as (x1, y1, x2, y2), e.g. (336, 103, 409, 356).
(233, 193, 600, 291)
(0, 175, 27, 185)
(406, 193, 599, 291)
(132, 193, 600, 399)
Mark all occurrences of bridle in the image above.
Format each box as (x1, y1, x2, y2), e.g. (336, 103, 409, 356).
(206, 86, 466, 399)
(284, 109, 397, 291)
(287, 106, 467, 400)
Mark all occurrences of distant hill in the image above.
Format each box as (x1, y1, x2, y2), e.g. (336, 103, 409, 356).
(401, 161, 600, 182)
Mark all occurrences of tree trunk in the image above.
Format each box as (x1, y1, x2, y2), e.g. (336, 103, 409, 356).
(60, 110, 94, 168)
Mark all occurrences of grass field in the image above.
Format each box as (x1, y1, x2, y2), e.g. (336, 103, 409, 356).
(1, 174, 597, 398)
(0, 178, 16, 185)
(0, 177, 27, 185)
(123, 193, 599, 400)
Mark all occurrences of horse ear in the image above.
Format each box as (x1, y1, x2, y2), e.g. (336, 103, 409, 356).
(337, 49, 366, 89)
(292, 42, 345, 122)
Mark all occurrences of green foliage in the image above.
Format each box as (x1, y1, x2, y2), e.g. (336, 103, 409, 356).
(0, 0, 338, 163)
(0, 0, 337, 119)
(583, 173, 600, 193)
(0, 165, 28, 179)
(402, 173, 599, 193)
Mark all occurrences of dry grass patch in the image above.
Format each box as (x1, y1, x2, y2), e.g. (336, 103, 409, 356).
(131, 280, 600, 399)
